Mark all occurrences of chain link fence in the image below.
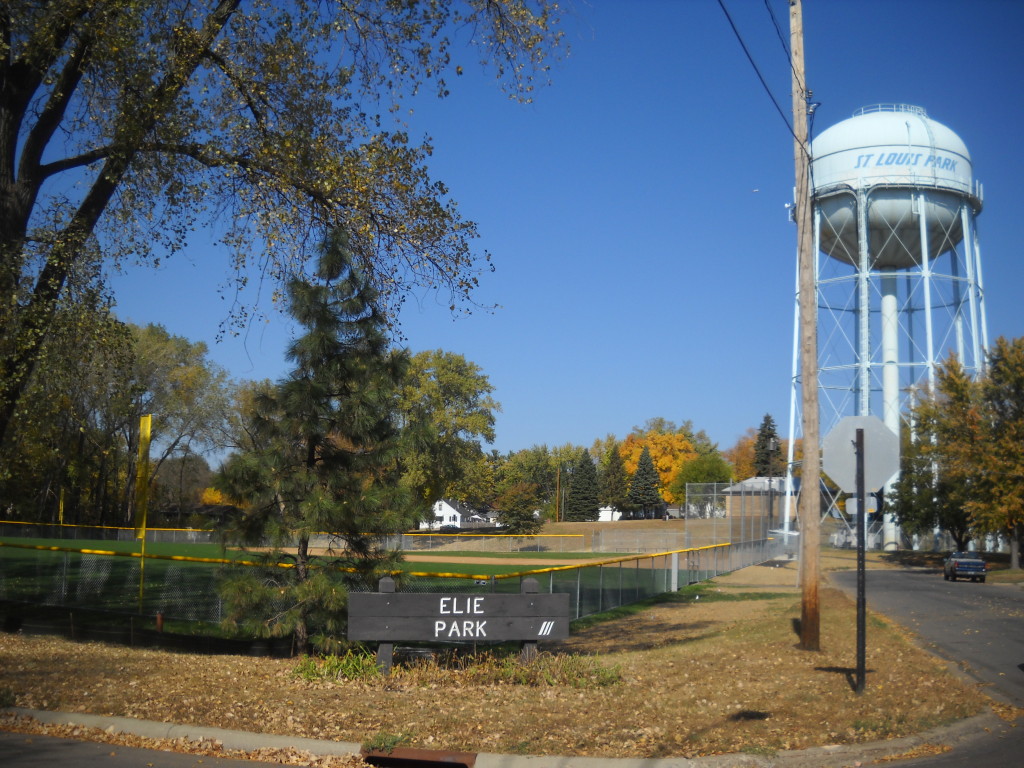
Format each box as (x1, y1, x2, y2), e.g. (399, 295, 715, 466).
(0, 539, 784, 629)
(0, 521, 215, 545)
(1, 507, 788, 650)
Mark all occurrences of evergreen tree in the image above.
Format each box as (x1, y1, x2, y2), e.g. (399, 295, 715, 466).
(216, 229, 413, 654)
(598, 441, 630, 512)
(627, 446, 664, 518)
(565, 451, 600, 522)
(753, 413, 783, 477)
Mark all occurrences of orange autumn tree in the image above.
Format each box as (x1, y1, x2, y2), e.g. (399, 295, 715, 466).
(724, 429, 757, 481)
(724, 429, 800, 482)
(620, 428, 697, 505)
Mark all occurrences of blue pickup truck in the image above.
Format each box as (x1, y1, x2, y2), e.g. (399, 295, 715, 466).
(943, 552, 987, 583)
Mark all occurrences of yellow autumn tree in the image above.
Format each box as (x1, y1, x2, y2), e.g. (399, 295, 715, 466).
(620, 431, 697, 505)
(200, 487, 228, 506)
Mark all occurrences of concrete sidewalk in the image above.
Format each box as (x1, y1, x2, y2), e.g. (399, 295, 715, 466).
(1, 705, 1004, 768)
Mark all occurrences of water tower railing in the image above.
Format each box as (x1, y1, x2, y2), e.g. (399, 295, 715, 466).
(853, 104, 927, 117)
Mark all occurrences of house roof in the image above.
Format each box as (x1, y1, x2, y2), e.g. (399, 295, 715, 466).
(435, 498, 478, 517)
(723, 477, 793, 494)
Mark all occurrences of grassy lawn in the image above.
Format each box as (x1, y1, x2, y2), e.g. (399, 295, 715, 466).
(0, 536, 230, 560)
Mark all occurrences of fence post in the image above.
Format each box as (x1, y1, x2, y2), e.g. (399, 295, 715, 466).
(575, 568, 582, 619)
(671, 552, 679, 592)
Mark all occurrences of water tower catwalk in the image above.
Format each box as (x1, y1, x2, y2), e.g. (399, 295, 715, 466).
(786, 104, 988, 550)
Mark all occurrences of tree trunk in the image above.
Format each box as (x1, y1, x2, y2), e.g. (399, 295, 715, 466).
(1011, 525, 1021, 571)
(294, 533, 310, 656)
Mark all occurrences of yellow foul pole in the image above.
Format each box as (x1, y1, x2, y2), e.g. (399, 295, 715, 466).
(135, 414, 152, 611)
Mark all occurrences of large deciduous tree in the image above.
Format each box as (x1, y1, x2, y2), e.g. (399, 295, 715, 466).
(216, 229, 414, 654)
(123, 323, 231, 521)
(973, 337, 1024, 569)
(398, 349, 499, 510)
(0, 0, 564, 451)
(495, 481, 542, 535)
(667, 451, 734, 505)
(888, 421, 975, 552)
(0, 294, 134, 524)
(724, 428, 757, 481)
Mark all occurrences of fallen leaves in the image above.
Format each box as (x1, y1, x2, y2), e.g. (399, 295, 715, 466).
(0, 582, 992, 760)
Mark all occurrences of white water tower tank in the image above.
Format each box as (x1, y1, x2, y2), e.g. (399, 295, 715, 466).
(812, 104, 979, 268)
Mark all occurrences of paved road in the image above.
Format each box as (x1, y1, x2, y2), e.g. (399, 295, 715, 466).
(830, 567, 1024, 767)
(830, 567, 1024, 706)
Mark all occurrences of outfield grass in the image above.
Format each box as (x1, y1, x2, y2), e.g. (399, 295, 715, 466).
(0, 536, 230, 560)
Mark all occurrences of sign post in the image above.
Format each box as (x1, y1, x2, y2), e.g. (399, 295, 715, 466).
(349, 577, 570, 673)
(823, 415, 899, 695)
(854, 428, 866, 694)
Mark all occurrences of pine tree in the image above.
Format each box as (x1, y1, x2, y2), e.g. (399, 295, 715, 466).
(627, 445, 664, 518)
(753, 413, 782, 477)
(216, 228, 414, 654)
(565, 451, 600, 522)
(598, 442, 629, 512)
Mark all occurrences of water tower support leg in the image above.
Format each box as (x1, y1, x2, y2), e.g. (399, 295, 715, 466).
(881, 269, 901, 551)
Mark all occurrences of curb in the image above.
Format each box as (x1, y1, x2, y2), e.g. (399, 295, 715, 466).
(1, 706, 1004, 768)
(2, 706, 361, 756)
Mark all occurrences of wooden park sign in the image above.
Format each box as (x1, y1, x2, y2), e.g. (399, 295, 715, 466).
(348, 576, 570, 672)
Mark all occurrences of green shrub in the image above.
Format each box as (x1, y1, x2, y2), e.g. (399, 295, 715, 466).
(294, 649, 381, 681)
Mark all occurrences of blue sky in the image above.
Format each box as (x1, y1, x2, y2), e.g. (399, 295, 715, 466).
(109, 0, 1024, 457)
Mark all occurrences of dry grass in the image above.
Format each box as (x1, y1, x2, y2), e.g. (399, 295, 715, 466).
(0, 556, 1003, 762)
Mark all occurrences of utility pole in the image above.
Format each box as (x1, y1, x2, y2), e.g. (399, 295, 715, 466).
(790, 0, 820, 651)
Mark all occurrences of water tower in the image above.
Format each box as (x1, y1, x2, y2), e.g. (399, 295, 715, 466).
(785, 104, 988, 549)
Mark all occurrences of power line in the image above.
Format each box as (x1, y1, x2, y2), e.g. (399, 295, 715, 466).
(716, 0, 815, 160)
(764, 0, 817, 134)
(764, 0, 791, 63)
(716, 0, 793, 136)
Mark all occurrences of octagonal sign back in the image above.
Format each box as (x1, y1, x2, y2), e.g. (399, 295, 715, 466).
(822, 416, 900, 494)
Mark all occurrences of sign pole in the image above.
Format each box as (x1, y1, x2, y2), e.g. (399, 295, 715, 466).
(375, 576, 396, 674)
(855, 428, 867, 694)
(520, 578, 539, 663)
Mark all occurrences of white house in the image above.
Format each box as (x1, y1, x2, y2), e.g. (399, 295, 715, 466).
(420, 499, 486, 530)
